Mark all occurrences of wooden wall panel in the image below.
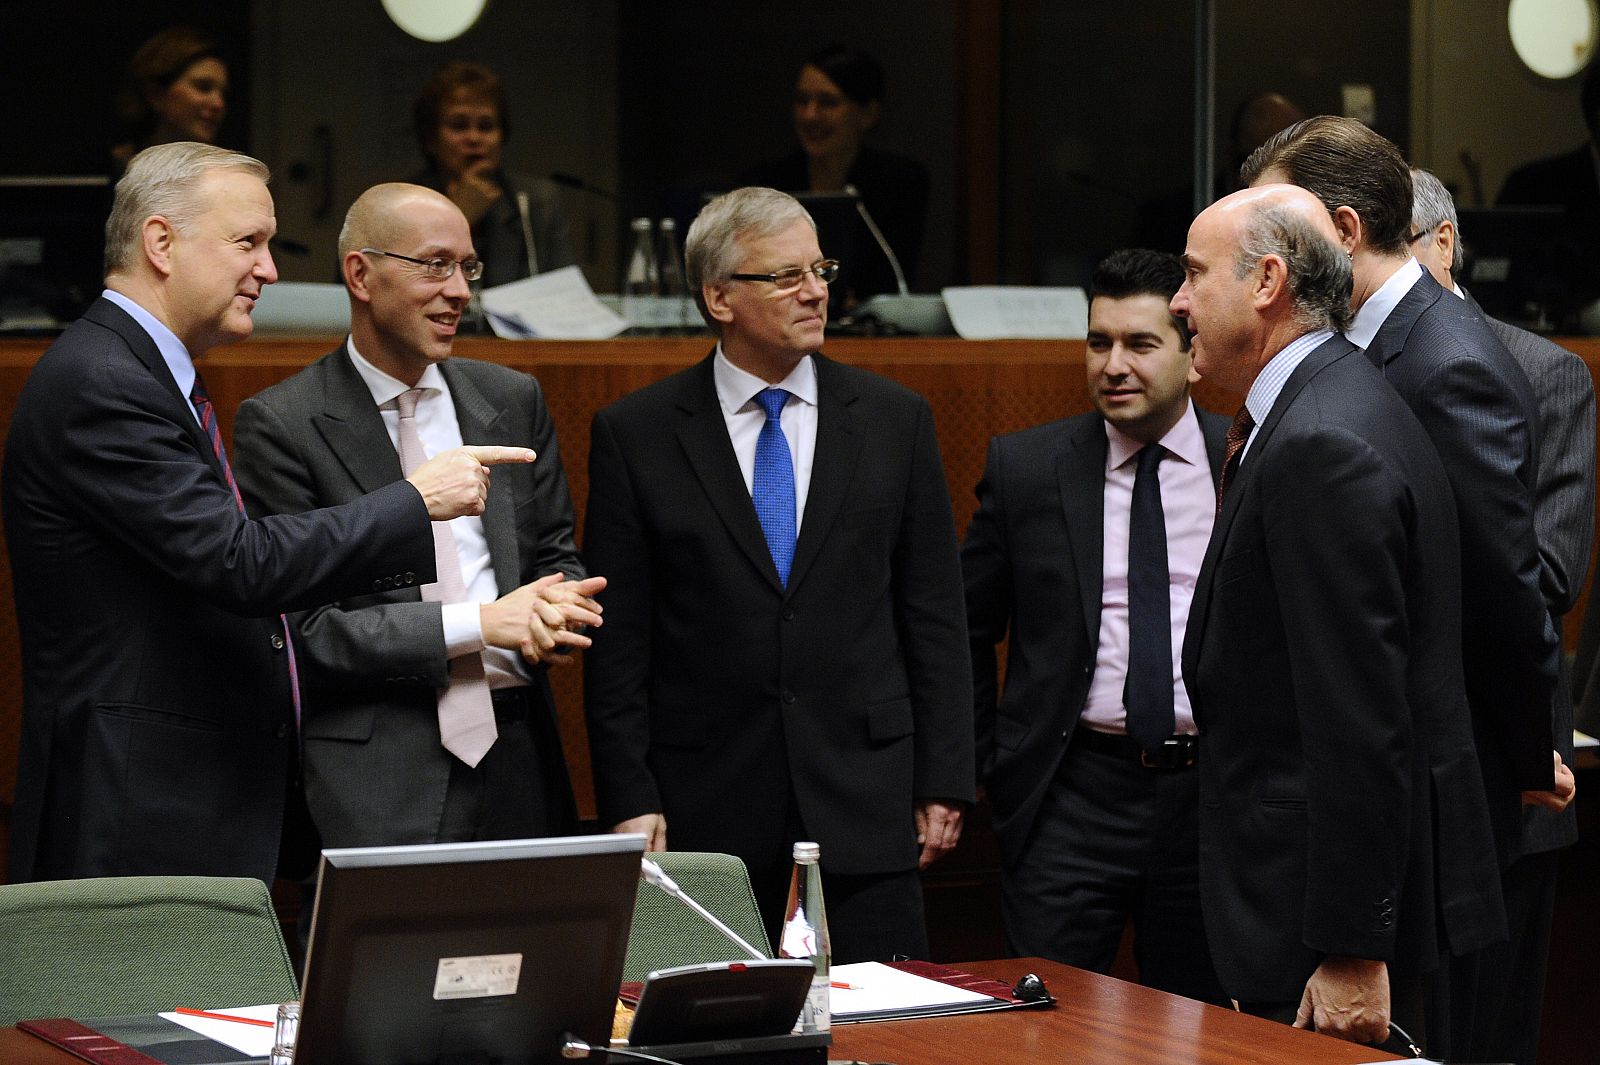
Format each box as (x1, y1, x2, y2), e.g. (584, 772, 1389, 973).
(1, 334, 1596, 883)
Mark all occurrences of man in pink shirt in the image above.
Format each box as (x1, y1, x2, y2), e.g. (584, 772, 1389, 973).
(963, 249, 1229, 1002)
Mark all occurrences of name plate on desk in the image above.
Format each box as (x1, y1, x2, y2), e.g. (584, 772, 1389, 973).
(941, 286, 1088, 339)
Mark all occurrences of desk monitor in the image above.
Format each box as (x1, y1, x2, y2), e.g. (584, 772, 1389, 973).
(1457, 205, 1572, 328)
(0, 176, 112, 332)
(294, 833, 646, 1065)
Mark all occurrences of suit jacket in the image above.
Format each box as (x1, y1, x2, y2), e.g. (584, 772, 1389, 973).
(2, 298, 435, 884)
(232, 347, 583, 846)
(1365, 271, 1561, 864)
(961, 405, 1228, 867)
(582, 352, 974, 878)
(1182, 336, 1504, 1002)
(1467, 294, 1595, 854)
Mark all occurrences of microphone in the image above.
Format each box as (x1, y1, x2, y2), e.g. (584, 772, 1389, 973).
(515, 190, 541, 275)
(842, 183, 909, 297)
(639, 858, 767, 962)
(549, 171, 617, 201)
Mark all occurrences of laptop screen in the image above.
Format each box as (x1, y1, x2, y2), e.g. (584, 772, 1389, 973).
(294, 833, 645, 1065)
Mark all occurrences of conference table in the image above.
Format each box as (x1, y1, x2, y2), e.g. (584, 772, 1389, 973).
(0, 958, 1402, 1064)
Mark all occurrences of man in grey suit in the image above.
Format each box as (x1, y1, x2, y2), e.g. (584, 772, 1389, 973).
(963, 248, 1228, 1004)
(234, 183, 603, 849)
(1409, 166, 1594, 1065)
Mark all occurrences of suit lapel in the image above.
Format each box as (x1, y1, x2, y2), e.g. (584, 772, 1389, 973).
(1058, 419, 1107, 641)
(309, 348, 406, 497)
(673, 356, 786, 592)
(1189, 336, 1354, 661)
(445, 361, 520, 592)
(85, 298, 217, 477)
(789, 355, 863, 595)
(1365, 270, 1439, 370)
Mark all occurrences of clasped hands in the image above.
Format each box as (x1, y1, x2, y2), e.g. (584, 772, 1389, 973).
(483, 572, 606, 666)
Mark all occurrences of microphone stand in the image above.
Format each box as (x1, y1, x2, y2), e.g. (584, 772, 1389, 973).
(843, 183, 909, 297)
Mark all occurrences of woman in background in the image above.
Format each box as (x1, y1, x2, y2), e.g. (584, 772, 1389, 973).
(742, 44, 929, 301)
(411, 61, 575, 289)
(112, 27, 229, 171)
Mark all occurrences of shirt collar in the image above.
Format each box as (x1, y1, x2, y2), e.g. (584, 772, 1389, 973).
(1104, 400, 1207, 471)
(1347, 257, 1423, 350)
(102, 287, 196, 400)
(1244, 329, 1335, 426)
(713, 344, 818, 415)
(346, 336, 448, 408)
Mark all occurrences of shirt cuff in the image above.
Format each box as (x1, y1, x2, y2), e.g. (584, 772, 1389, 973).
(442, 601, 487, 659)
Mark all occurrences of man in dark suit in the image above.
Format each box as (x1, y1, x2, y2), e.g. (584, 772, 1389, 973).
(1496, 62, 1600, 314)
(1176, 184, 1504, 1047)
(1245, 119, 1574, 1059)
(583, 187, 973, 963)
(1409, 166, 1595, 1065)
(233, 183, 604, 850)
(962, 248, 1227, 1003)
(3, 144, 531, 885)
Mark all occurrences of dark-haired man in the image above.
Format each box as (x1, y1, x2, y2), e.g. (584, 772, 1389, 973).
(962, 249, 1227, 1003)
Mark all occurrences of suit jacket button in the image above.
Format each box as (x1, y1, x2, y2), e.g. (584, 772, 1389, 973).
(783, 609, 795, 621)
(404, 571, 417, 584)
(373, 579, 384, 591)
(275, 724, 289, 739)
(270, 634, 285, 651)
(781, 691, 796, 705)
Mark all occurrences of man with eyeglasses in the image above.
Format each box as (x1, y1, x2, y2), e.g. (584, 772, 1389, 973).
(4, 150, 529, 887)
(583, 186, 973, 962)
(233, 182, 603, 855)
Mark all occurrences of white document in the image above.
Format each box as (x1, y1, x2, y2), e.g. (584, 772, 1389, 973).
(158, 1003, 279, 1057)
(940, 286, 1089, 339)
(828, 961, 992, 1017)
(480, 265, 628, 340)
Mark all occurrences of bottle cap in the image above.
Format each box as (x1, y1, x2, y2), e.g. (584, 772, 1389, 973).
(793, 841, 820, 863)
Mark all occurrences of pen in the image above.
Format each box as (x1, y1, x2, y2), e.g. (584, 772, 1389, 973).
(830, 981, 862, 990)
(173, 1007, 276, 1029)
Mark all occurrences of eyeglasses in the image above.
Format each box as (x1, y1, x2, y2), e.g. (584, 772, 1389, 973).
(728, 259, 840, 292)
(1405, 222, 1441, 244)
(360, 248, 485, 282)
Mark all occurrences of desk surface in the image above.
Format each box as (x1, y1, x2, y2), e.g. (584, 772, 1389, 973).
(0, 958, 1400, 1065)
(830, 959, 1402, 1065)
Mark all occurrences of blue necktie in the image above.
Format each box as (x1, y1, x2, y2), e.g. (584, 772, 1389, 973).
(1124, 443, 1173, 751)
(752, 388, 796, 586)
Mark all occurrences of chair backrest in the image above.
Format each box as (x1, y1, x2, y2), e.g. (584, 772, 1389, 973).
(624, 852, 773, 982)
(0, 876, 298, 1024)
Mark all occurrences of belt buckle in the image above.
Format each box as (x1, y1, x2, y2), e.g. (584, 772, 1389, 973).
(1140, 739, 1195, 770)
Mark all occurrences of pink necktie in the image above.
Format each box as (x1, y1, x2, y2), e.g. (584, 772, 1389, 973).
(395, 388, 497, 766)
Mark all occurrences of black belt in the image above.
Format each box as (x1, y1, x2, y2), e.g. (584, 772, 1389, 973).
(490, 687, 533, 722)
(1073, 727, 1198, 769)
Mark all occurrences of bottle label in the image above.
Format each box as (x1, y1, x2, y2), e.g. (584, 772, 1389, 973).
(780, 905, 818, 958)
(800, 972, 831, 1033)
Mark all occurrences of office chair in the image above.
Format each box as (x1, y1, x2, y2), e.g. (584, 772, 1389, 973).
(0, 875, 298, 1024)
(624, 851, 773, 982)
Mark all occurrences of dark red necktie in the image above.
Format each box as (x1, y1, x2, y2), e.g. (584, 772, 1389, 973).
(190, 373, 302, 726)
(1216, 405, 1255, 514)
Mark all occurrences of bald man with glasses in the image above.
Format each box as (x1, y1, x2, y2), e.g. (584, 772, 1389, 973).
(233, 183, 604, 854)
(583, 187, 974, 962)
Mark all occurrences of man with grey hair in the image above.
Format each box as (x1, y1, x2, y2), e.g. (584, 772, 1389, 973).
(3, 145, 533, 885)
(1175, 184, 1501, 1049)
(1411, 166, 1594, 1065)
(233, 183, 603, 853)
(583, 186, 973, 962)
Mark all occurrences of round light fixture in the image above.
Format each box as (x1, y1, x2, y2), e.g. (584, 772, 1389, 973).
(381, 0, 489, 43)
(1508, 0, 1597, 80)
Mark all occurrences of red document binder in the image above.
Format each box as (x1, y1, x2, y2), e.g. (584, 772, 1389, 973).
(16, 1019, 165, 1065)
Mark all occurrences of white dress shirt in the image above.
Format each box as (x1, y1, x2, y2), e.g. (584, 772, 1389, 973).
(1346, 257, 1424, 351)
(346, 339, 527, 688)
(102, 288, 201, 428)
(712, 346, 819, 530)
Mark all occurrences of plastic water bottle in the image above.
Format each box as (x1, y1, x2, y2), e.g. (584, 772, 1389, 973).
(779, 841, 830, 1033)
(621, 217, 658, 329)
